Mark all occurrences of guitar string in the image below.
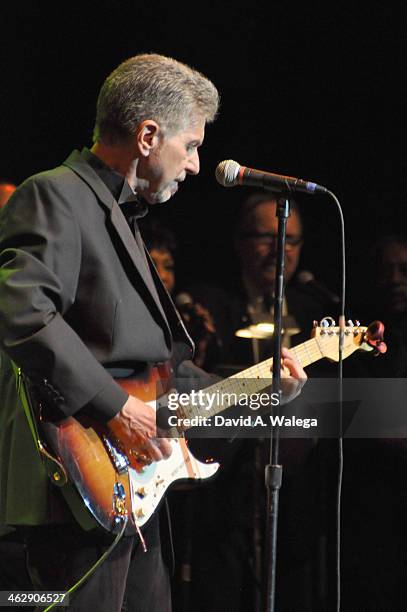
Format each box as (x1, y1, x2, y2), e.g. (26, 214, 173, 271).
(178, 337, 323, 426)
(174, 330, 362, 431)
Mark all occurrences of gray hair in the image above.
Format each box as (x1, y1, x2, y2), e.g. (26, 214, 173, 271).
(93, 53, 220, 144)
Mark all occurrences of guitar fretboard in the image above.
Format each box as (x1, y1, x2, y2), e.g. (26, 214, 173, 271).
(177, 337, 322, 427)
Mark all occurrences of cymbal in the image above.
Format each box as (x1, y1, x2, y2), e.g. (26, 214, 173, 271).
(235, 322, 300, 340)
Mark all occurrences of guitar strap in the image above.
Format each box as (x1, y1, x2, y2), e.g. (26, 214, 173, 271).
(11, 361, 68, 487)
(10, 362, 123, 532)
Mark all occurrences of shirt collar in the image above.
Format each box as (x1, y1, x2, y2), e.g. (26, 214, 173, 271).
(81, 147, 148, 218)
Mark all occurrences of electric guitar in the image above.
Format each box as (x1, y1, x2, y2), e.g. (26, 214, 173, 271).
(26, 319, 385, 535)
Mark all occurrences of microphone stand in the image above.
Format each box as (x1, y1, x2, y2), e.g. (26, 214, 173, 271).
(264, 195, 290, 612)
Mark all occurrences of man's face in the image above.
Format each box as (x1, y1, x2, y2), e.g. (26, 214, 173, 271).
(237, 201, 303, 291)
(138, 117, 205, 205)
(149, 247, 175, 294)
(376, 243, 407, 316)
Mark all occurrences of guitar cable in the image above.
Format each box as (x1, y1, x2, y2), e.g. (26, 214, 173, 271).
(42, 515, 128, 612)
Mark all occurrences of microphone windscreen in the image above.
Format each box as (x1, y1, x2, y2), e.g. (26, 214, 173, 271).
(296, 270, 340, 304)
(175, 292, 194, 308)
(215, 160, 240, 187)
(297, 270, 315, 285)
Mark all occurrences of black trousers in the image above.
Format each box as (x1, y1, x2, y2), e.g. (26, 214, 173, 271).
(20, 513, 171, 612)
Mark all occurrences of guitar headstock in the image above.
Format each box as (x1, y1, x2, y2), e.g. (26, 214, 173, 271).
(312, 317, 387, 362)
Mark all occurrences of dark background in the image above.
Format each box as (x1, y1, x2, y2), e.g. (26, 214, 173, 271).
(1, 1, 406, 318)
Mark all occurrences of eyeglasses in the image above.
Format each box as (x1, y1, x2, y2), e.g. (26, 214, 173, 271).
(240, 232, 303, 249)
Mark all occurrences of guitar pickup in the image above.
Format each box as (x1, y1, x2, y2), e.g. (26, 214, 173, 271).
(103, 435, 129, 474)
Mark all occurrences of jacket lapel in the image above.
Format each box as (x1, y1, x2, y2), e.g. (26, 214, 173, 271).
(144, 246, 195, 352)
(62, 150, 172, 337)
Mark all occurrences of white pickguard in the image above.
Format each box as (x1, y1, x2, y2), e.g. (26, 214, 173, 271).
(128, 437, 219, 527)
(128, 397, 220, 527)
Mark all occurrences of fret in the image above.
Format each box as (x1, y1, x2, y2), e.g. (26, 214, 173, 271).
(176, 326, 366, 431)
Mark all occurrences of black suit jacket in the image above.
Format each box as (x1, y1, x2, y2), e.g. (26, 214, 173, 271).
(0, 149, 206, 527)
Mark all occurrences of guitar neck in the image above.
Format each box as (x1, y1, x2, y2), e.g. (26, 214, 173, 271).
(180, 337, 322, 425)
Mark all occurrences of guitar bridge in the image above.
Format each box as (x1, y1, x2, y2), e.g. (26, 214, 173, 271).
(103, 435, 129, 474)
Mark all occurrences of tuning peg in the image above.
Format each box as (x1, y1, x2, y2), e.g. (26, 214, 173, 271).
(366, 320, 387, 355)
(354, 320, 360, 327)
(347, 320, 354, 326)
(320, 316, 336, 328)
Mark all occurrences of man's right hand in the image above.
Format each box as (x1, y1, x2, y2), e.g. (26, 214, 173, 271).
(108, 395, 172, 462)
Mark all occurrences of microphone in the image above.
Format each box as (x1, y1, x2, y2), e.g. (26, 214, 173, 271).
(215, 159, 327, 195)
(175, 292, 195, 313)
(297, 270, 340, 305)
(175, 292, 207, 335)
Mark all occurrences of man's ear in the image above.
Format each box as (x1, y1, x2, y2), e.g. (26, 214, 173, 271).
(137, 120, 161, 157)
